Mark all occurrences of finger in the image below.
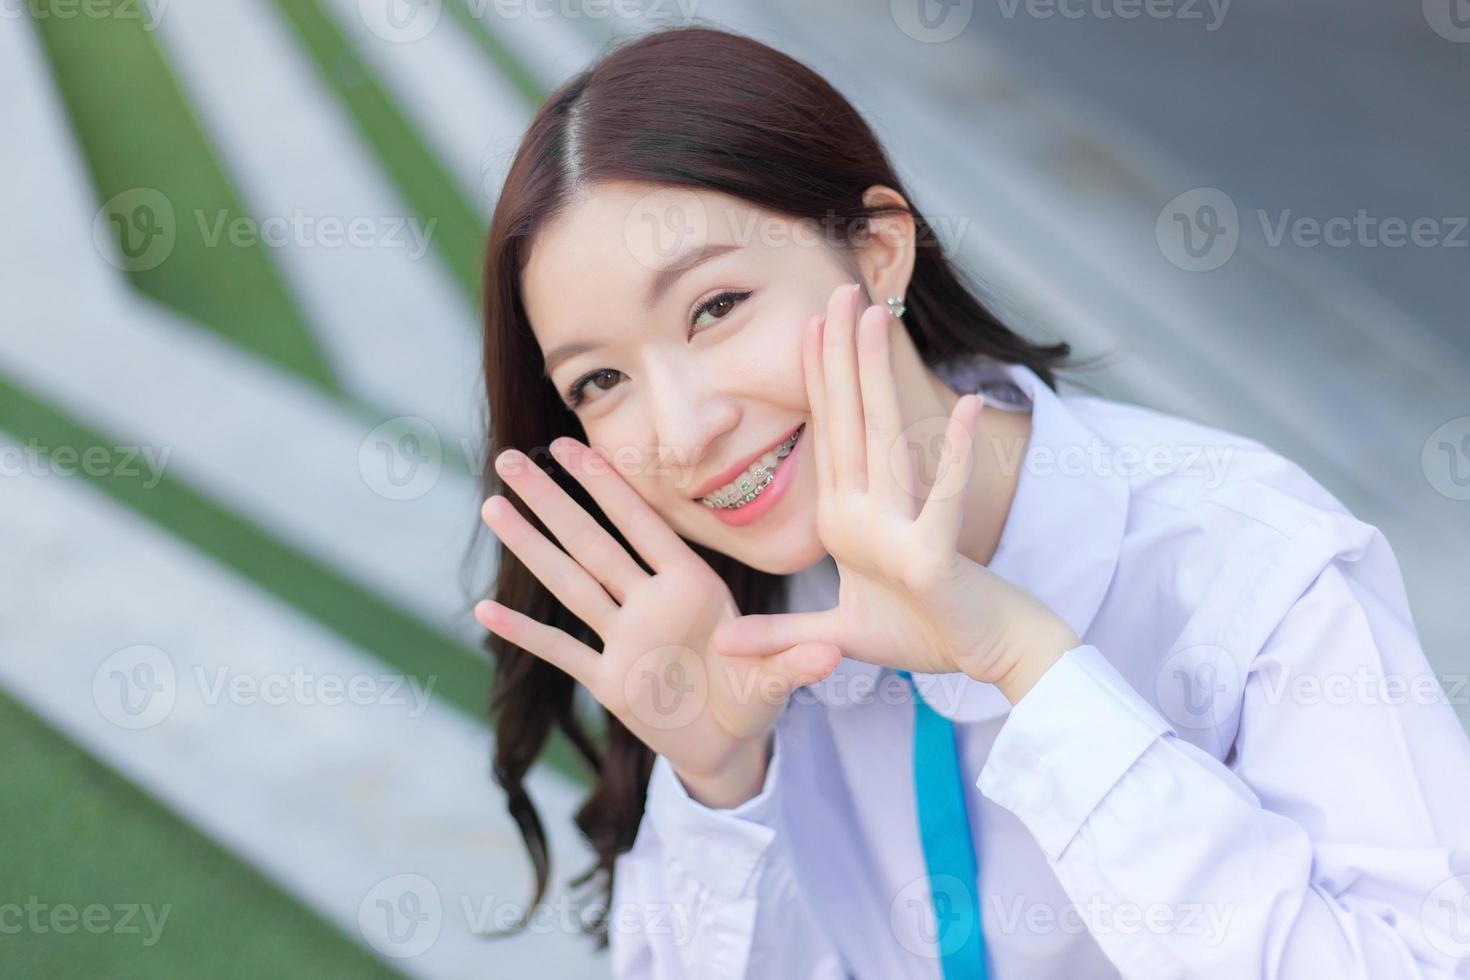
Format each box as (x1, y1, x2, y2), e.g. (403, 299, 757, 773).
(474, 599, 602, 689)
(760, 641, 842, 697)
(915, 393, 985, 549)
(494, 447, 648, 602)
(802, 312, 834, 498)
(823, 282, 867, 494)
(481, 494, 619, 636)
(550, 438, 694, 576)
(856, 301, 905, 510)
(711, 608, 842, 659)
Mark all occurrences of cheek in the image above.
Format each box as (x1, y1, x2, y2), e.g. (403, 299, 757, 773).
(731, 313, 809, 406)
(582, 426, 656, 493)
(584, 427, 702, 530)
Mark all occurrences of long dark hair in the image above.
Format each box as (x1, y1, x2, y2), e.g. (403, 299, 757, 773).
(477, 23, 1072, 948)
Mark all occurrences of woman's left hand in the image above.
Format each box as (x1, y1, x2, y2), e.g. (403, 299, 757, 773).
(710, 282, 1080, 703)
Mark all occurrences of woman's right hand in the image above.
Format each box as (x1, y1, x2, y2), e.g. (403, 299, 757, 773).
(474, 436, 841, 807)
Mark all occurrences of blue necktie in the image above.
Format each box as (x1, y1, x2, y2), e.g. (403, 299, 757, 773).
(899, 669, 989, 979)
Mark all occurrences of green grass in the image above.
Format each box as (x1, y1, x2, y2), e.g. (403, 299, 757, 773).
(0, 686, 405, 979)
(0, 373, 593, 784)
(7, 8, 596, 974)
(267, 0, 492, 303)
(28, 0, 339, 394)
(445, 0, 548, 105)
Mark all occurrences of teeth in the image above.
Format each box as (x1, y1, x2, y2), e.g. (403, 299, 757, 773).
(700, 425, 803, 509)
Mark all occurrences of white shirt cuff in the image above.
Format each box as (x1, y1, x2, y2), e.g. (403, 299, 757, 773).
(645, 728, 784, 898)
(978, 644, 1175, 860)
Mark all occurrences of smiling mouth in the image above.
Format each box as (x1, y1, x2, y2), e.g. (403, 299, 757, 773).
(696, 423, 805, 509)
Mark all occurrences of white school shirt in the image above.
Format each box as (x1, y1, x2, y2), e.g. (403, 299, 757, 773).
(607, 357, 1470, 980)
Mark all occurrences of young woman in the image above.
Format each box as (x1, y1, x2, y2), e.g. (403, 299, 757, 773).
(472, 25, 1470, 980)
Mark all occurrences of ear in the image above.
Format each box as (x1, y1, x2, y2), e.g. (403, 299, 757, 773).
(852, 184, 917, 309)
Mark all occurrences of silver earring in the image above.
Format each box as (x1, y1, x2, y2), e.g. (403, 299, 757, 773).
(886, 295, 906, 319)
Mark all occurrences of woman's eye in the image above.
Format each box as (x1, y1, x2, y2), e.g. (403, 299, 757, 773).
(565, 368, 622, 409)
(563, 290, 752, 410)
(690, 289, 752, 332)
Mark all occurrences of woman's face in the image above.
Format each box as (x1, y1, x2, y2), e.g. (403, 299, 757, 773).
(522, 181, 907, 575)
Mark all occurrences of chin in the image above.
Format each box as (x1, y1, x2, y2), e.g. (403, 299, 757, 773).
(727, 526, 827, 576)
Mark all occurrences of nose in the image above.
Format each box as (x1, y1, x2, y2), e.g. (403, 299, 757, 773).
(644, 358, 739, 487)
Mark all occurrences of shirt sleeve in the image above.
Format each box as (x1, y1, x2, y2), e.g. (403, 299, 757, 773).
(609, 722, 849, 980)
(978, 556, 1470, 978)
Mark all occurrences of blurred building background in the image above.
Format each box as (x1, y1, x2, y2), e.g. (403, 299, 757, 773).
(1, 0, 1466, 976)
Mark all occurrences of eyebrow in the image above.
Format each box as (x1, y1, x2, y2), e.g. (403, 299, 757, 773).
(540, 241, 743, 381)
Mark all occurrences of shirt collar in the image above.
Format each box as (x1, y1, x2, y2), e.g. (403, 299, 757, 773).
(783, 357, 1131, 722)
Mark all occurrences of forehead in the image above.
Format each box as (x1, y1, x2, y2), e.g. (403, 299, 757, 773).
(521, 182, 779, 340)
